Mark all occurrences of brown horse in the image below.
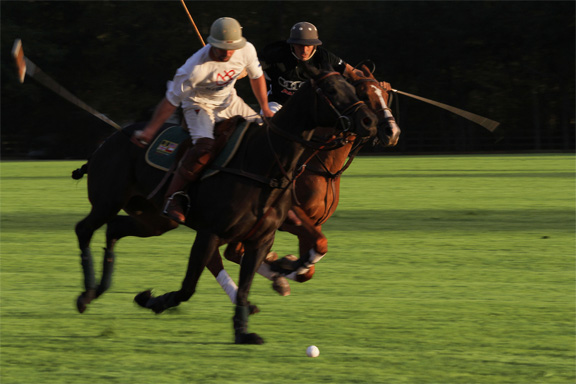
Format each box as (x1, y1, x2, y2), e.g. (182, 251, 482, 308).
(73, 67, 378, 344)
(204, 66, 401, 300)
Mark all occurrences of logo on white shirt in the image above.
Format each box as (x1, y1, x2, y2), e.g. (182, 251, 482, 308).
(216, 70, 237, 86)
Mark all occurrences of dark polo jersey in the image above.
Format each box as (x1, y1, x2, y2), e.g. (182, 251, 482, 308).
(259, 41, 348, 104)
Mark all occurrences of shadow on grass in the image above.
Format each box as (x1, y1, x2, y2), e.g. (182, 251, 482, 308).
(327, 208, 574, 233)
(1, 208, 573, 233)
(1, 212, 96, 232)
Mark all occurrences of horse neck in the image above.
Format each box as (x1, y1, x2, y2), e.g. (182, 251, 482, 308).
(304, 140, 355, 175)
(266, 87, 320, 173)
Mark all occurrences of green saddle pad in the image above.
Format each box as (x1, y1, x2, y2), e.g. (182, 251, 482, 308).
(202, 120, 251, 181)
(145, 125, 189, 171)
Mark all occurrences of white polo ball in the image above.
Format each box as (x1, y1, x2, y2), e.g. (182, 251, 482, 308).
(306, 345, 320, 358)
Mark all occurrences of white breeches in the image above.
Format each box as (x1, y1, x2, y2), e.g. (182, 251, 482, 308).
(183, 95, 262, 144)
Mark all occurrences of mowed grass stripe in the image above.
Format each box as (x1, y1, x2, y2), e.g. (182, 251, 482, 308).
(1, 154, 574, 384)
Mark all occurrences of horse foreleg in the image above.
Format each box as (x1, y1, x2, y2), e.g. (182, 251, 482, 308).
(224, 242, 278, 281)
(219, 242, 290, 296)
(135, 231, 218, 314)
(233, 238, 273, 345)
(290, 206, 327, 258)
(206, 250, 238, 304)
(76, 248, 97, 313)
(274, 207, 326, 283)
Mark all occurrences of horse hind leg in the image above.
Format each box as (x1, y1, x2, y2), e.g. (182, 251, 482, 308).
(95, 247, 115, 299)
(135, 231, 219, 314)
(75, 208, 117, 313)
(75, 197, 135, 312)
(96, 207, 179, 299)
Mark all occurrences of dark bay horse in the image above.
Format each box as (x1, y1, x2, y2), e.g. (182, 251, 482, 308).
(73, 67, 378, 344)
(204, 66, 401, 299)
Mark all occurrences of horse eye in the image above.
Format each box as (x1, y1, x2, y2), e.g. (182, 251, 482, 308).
(326, 87, 338, 96)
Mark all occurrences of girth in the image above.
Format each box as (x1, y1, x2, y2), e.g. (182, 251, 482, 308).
(208, 165, 290, 189)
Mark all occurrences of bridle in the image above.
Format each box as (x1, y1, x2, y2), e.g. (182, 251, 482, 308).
(239, 71, 371, 241)
(351, 77, 390, 116)
(265, 70, 374, 180)
(266, 71, 368, 151)
(311, 71, 367, 133)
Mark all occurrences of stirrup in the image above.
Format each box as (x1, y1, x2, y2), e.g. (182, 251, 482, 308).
(163, 191, 191, 223)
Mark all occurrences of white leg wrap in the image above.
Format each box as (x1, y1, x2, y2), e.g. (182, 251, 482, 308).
(216, 270, 237, 304)
(295, 248, 324, 275)
(307, 248, 325, 265)
(257, 262, 278, 281)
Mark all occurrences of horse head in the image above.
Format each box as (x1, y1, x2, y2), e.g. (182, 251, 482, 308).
(305, 65, 378, 143)
(349, 65, 401, 147)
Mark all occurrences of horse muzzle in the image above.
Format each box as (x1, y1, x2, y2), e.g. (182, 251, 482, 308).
(352, 105, 379, 139)
(377, 119, 401, 147)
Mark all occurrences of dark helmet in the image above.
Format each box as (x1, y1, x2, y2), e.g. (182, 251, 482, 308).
(286, 22, 322, 46)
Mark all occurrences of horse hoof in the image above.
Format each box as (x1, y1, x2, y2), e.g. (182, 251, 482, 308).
(134, 290, 167, 314)
(76, 290, 96, 313)
(76, 294, 87, 313)
(134, 290, 152, 308)
(248, 304, 260, 315)
(272, 276, 291, 296)
(235, 332, 264, 345)
(264, 251, 278, 264)
(295, 265, 315, 283)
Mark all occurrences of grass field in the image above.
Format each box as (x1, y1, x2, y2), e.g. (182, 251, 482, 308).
(1, 154, 574, 384)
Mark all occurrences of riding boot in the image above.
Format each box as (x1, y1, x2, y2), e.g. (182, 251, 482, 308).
(163, 138, 216, 224)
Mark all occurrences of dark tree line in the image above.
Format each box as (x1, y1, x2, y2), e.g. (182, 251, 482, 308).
(1, 1, 574, 159)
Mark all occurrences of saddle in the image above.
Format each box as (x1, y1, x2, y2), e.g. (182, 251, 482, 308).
(145, 116, 250, 175)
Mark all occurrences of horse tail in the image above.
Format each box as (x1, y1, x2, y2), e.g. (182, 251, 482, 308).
(72, 163, 89, 180)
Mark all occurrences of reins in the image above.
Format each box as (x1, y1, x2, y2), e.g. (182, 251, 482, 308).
(240, 73, 367, 242)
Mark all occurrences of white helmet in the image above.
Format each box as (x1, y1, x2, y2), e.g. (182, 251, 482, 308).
(207, 17, 247, 50)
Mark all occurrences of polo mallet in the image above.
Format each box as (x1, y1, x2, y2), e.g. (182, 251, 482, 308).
(11, 39, 121, 130)
(179, 0, 205, 46)
(355, 59, 499, 132)
(391, 89, 500, 132)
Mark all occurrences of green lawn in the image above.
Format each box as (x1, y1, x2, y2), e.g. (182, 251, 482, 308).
(1, 154, 574, 384)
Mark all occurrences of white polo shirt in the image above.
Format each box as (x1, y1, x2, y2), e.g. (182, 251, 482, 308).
(166, 42, 263, 109)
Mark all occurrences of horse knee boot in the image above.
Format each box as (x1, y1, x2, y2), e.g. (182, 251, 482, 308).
(163, 138, 216, 223)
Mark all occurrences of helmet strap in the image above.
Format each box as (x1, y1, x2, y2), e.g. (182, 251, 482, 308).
(290, 45, 317, 62)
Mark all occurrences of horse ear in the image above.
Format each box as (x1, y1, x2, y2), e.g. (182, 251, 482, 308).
(348, 67, 361, 82)
(361, 64, 374, 79)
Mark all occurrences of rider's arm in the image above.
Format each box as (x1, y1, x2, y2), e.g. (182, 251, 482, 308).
(249, 75, 274, 118)
(343, 64, 392, 92)
(134, 97, 178, 146)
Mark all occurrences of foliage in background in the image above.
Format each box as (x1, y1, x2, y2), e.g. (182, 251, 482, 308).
(1, 1, 574, 158)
